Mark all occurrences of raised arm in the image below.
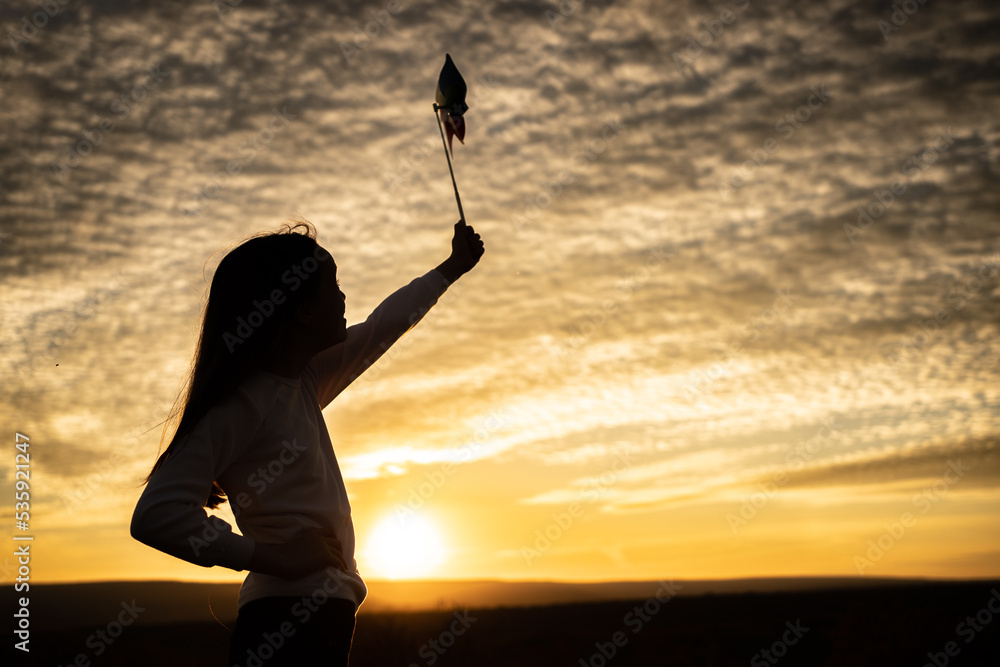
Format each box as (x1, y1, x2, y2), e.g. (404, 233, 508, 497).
(308, 219, 484, 407)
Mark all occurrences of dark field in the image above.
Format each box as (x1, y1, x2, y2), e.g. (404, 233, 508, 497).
(5, 579, 1000, 666)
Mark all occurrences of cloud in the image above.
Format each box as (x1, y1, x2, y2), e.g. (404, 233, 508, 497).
(769, 436, 1000, 491)
(1, 0, 999, 581)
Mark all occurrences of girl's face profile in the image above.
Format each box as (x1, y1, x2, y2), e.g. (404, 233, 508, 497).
(314, 248, 347, 348)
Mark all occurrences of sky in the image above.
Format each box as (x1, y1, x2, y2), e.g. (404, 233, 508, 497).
(1, 0, 999, 588)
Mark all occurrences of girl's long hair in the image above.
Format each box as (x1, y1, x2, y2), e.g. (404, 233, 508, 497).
(144, 220, 327, 508)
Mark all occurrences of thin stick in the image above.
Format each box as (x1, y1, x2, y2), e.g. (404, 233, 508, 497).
(434, 104, 465, 222)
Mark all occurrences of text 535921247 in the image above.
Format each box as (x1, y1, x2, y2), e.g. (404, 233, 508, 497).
(14, 432, 33, 653)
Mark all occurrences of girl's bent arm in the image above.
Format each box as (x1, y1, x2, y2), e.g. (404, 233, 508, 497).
(130, 389, 262, 571)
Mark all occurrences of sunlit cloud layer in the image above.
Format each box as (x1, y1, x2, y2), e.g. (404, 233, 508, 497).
(1, 0, 998, 584)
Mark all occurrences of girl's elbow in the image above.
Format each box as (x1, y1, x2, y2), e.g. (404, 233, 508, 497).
(129, 509, 149, 544)
(129, 503, 158, 546)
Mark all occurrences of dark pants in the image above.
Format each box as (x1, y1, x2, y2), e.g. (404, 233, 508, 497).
(228, 595, 356, 667)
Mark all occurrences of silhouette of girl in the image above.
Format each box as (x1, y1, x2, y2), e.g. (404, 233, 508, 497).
(131, 218, 484, 666)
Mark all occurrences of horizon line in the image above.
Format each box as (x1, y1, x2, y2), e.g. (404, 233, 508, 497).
(13, 573, 1000, 587)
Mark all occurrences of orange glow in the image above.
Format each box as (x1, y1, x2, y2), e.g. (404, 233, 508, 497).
(3, 0, 999, 599)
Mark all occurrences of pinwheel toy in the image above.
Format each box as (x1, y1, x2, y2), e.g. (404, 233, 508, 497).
(434, 53, 469, 221)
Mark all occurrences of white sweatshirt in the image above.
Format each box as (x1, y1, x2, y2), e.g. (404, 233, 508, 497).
(130, 269, 450, 611)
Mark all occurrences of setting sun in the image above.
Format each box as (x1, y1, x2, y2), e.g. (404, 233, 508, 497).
(363, 513, 448, 580)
